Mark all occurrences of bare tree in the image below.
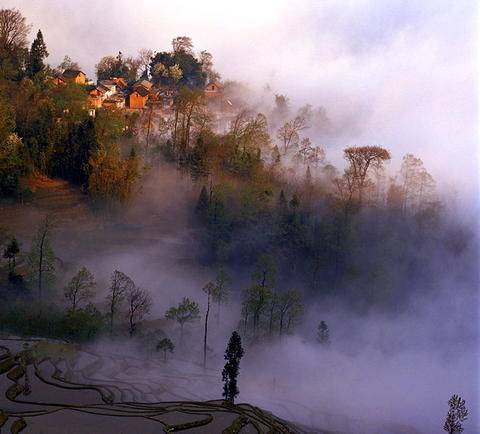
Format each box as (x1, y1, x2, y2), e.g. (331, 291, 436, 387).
(202, 282, 214, 368)
(277, 115, 307, 155)
(137, 48, 153, 78)
(277, 290, 303, 335)
(27, 216, 55, 306)
(106, 270, 134, 334)
(64, 267, 95, 312)
(0, 8, 31, 51)
(126, 285, 152, 337)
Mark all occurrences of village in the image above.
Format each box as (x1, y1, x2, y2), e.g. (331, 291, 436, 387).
(51, 67, 237, 133)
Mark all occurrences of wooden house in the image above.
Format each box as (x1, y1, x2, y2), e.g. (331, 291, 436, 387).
(128, 86, 149, 109)
(62, 69, 87, 85)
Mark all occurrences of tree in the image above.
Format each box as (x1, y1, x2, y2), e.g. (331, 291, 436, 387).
(211, 268, 231, 326)
(222, 331, 244, 404)
(444, 394, 468, 434)
(150, 49, 205, 88)
(106, 270, 134, 333)
(156, 337, 175, 362)
(277, 290, 303, 335)
(342, 146, 391, 205)
(202, 281, 214, 368)
(172, 36, 194, 54)
(27, 217, 55, 305)
(57, 55, 80, 72)
(252, 254, 276, 290)
(137, 48, 153, 78)
(64, 267, 96, 312)
(317, 321, 330, 345)
(3, 237, 19, 274)
(199, 50, 220, 82)
(0, 8, 31, 79)
(126, 285, 152, 337)
(242, 284, 271, 336)
(27, 29, 48, 77)
(165, 297, 200, 345)
(277, 115, 307, 155)
(95, 52, 140, 82)
(399, 153, 436, 214)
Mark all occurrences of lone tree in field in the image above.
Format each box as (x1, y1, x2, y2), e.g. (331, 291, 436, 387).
(443, 394, 468, 434)
(156, 337, 175, 362)
(64, 266, 96, 312)
(165, 297, 200, 345)
(317, 321, 330, 345)
(27, 217, 55, 305)
(106, 270, 134, 334)
(222, 331, 244, 404)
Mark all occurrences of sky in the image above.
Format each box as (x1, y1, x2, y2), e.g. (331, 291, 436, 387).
(4, 0, 479, 202)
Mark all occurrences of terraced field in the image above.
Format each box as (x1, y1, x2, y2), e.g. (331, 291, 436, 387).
(0, 338, 308, 433)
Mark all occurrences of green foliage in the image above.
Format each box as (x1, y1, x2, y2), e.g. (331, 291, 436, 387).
(0, 302, 105, 342)
(222, 331, 244, 404)
(60, 303, 106, 341)
(165, 297, 200, 326)
(0, 133, 26, 196)
(165, 297, 200, 344)
(150, 50, 206, 88)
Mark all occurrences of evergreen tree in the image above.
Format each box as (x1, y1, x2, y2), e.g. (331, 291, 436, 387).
(222, 331, 244, 404)
(27, 30, 48, 77)
(317, 320, 330, 345)
(444, 394, 468, 434)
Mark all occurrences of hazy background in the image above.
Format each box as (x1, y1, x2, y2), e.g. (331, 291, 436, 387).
(4, 0, 478, 202)
(2, 1, 478, 432)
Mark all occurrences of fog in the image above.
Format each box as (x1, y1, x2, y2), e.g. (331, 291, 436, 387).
(27, 161, 475, 433)
(3, 1, 478, 432)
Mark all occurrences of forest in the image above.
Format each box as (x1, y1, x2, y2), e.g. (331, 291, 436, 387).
(0, 5, 477, 434)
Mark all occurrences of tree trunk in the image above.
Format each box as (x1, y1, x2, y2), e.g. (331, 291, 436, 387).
(203, 291, 210, 368)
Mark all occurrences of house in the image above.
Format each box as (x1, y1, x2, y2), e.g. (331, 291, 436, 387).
(62, 69, 87, 85)
(133, 79, 153, 91)
(88, 87, 106, 108)
(102, 94, 125, 109)
(111, 77, 128, 90)
(204, 81, 222, 97)
(99, 80, 117, 93)
(128, 86, 149, 109)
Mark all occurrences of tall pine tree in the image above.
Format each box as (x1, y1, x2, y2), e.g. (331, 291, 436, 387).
(27, 30, 48, 77)
(222, 331, 244, 404)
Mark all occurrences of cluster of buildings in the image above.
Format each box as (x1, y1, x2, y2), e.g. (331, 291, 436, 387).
(53, 69, 227, 112)
(52, 69, 236, 131)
